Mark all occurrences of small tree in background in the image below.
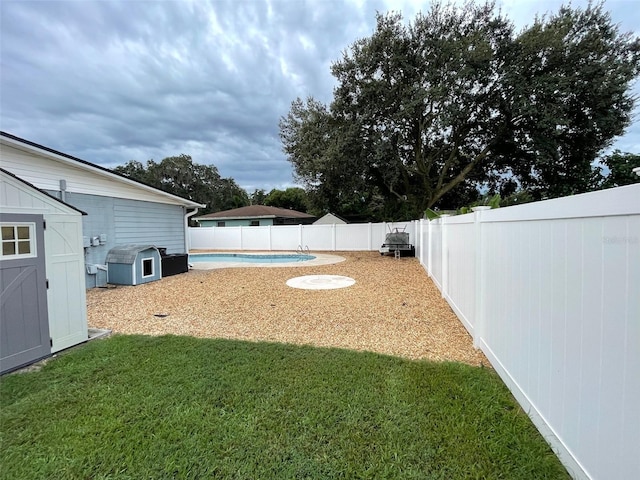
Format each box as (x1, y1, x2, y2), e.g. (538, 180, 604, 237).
(249, 189, 268, 205)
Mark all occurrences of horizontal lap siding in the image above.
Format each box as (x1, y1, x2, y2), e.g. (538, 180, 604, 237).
(114, 199, 185, 253)
(53, 193, 186, 287)
(47, 192, 115, 278)
(2, 145, 192, 205)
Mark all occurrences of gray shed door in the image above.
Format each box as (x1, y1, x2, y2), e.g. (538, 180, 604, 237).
(1, 213, 50, 374)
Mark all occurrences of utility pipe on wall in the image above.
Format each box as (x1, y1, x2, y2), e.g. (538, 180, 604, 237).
(59, 179, 67, 202)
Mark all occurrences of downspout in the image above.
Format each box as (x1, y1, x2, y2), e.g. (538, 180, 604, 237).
(184, 207, 199, 253)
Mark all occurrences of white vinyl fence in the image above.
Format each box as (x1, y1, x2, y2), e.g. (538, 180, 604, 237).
(187, 185, 639, 480)
(189, 221, 417, 252)
(416, 184, 639, 480)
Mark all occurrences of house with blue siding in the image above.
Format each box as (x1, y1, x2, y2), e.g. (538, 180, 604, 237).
(0, 132, 204, 288)
(194, 205, 314, 227)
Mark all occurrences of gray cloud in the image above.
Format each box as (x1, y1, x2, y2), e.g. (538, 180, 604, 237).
(1, 0, 638, 193)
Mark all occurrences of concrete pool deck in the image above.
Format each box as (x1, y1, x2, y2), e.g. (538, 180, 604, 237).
(189, 251, 346, 269)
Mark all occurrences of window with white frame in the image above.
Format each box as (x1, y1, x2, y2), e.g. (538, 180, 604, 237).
(1, 223, 36, 259)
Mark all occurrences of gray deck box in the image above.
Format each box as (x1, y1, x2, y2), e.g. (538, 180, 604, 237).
(106, 245, 161, 285)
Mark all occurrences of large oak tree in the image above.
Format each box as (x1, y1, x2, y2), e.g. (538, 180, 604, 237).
(280, 2, 640, 220)
(113, 154, 249, 215)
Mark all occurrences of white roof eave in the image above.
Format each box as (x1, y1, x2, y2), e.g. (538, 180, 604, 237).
(1, 135, 205, 209)
(195, 215, 278, 221)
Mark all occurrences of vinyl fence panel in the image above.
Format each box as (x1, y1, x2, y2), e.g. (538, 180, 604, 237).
(189, 227, 214, 250)
(421, 184, 640, 480)
(442, 214, 476, 335)
(271, 225, 300, 251)
(188, 221, 418, 252)
(213, 226, 242, 250)
(240, 226, 271, 250)
(301, 224, 334, 250)
(428, 219, 443, 291)
(335, 223, 371, 250)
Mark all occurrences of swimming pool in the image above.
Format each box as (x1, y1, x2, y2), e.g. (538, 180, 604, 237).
(190, 253, 316, 264)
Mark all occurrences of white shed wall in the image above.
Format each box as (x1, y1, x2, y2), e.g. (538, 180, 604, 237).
(0, 171, 88, 353)
(44, 213, 88, 351)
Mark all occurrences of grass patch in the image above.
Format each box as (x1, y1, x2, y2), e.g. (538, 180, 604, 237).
(0, 335, 569, 479)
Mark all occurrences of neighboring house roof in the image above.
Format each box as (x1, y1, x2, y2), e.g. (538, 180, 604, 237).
(313, 212, 348, 225)
(0, 131, 204, 209)
(194, 205, 314, 221)
(0, 168, 88, 215)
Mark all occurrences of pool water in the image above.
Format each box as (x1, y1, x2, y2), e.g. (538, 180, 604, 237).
(190, 253, 316, 264)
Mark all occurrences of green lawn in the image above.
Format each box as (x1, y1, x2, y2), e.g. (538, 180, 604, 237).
(0, 335, 569, 479)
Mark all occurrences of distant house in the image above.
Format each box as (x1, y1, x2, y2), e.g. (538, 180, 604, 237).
(313, 213, 348, 225)
(0, 131, 204, 288)
(194, 205, 315, 227)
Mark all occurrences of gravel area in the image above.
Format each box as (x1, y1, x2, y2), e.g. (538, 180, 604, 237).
(87, 252, 488, 366)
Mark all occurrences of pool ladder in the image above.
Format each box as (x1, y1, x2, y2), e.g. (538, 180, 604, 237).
(296, 244, 310, 256)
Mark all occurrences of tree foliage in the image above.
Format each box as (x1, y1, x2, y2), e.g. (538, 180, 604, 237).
(280, 2, 640, 220)
(249, 189, 268, 205)
(264, 187, 310, 212)
(592, 150, 640, 189)
(113, 154, 249, 215)
(495, 5, 640, 199)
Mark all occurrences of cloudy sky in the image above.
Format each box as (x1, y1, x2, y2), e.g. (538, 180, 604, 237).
(1, 0, 639, 193)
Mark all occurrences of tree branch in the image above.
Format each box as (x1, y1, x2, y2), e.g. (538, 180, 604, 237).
(428, 143, 493, 208)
